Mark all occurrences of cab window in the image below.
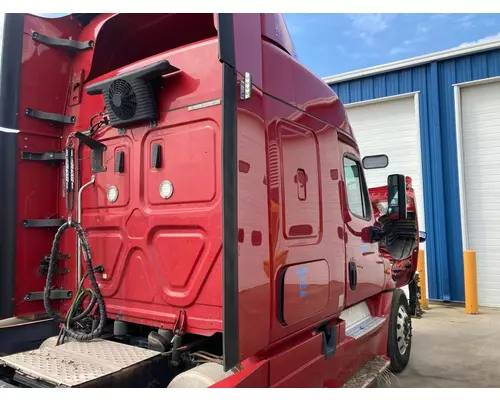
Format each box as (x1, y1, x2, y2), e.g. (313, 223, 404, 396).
(343, 156, 371, 220)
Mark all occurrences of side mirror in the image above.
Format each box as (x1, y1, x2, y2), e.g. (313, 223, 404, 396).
(419, 231, 427, 243)
(387, 174, 407, 220)
(362, 154, 389, 170)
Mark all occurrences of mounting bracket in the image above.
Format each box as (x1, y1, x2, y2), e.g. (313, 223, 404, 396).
(32, 32, 94, 52)
(74, 132, 107, 173)
(25, 108, 75, 125)
(22, 219, 66, 228)
(24, 290, 72, 302)
(21, 151, 64, 163)
(40, 252, 70, 276)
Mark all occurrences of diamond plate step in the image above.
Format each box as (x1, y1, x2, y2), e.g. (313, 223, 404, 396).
(345, 315, 385, 339)
(0, 339, 160, 387)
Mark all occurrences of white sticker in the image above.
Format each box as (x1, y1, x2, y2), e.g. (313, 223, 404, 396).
(188, 99, 222, 111)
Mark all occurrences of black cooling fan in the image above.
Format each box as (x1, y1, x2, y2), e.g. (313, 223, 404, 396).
(109, 79, 137, 120)
(86, 60, 179, 128)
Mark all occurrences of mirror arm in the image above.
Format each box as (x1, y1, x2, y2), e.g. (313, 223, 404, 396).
(371, 226, 386, 242)
(362, 225, 387, 244)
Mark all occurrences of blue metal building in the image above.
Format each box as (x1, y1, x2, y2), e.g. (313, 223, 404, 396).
(323, 40, 500, 305)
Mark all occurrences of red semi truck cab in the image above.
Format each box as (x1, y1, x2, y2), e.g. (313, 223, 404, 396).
(0, 13, 424, 388)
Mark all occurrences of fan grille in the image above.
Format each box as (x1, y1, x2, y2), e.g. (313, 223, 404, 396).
(108, 79, 137, 120)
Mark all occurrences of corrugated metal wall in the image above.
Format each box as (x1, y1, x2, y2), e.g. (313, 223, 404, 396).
(329, 48, 500, 302)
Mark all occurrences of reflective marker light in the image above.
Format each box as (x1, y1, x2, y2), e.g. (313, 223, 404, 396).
(159, 180, 174, 199)
(107, 186, 119, 203)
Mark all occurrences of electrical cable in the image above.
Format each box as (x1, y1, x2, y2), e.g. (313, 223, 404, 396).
(89, 106, 108, 136)
(47, 134, 105, 340)
(47, 112, 109, 342)
(44, 219, 106, 340)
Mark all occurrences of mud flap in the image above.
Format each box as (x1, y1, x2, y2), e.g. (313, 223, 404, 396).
(320, 324, 337, 360)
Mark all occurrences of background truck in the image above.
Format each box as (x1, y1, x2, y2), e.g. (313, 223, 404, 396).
(0, 12, 425, 388)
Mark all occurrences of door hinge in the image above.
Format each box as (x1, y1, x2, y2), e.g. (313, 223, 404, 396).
(25, 108, 76, 125)
(24, 289, 72, 302)
(21, 151, 65, 163)
(32, 32, 94, 52)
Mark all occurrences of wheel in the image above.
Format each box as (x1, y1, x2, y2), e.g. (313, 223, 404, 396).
(387, 288, 412, 373)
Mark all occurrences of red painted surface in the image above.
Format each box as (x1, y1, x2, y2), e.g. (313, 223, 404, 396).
(13, 14, 83, 316)
(13, 13, 224, 334)
(213, 291, 393, 388)
(10, 13, 420, 387)
(339, 141, 386, 307)
(211, 358, 269, 388)
(62, 34, 224, 334)
(261, 38, 347, 348)
(280, 261, 329, 326)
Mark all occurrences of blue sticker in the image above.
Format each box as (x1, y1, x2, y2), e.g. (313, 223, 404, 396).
(296, 266, 309, 297)
(296, 267, 308, 275)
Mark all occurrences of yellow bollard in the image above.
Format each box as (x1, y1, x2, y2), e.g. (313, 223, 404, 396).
(417, 249, 428, 309)
(464, 250, 479, 315)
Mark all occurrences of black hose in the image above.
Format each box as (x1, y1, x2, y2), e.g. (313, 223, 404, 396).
(45, 219, 106, 340)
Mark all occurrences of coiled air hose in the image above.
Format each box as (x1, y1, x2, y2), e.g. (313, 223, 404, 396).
(44, 219, 107, 341)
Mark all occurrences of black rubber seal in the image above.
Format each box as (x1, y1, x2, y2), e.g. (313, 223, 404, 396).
(218, 13, 240, 372)
(0, 14, 24, 319)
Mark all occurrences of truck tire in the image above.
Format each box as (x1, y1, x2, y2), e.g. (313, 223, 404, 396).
(387, 288, 412, 373)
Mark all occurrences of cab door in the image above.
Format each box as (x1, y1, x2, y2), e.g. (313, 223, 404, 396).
(338, 141, 385, 307)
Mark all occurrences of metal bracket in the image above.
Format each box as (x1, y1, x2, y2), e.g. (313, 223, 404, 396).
(24, 290, 72, 302)
(40, 253, 70, 276)
(21, 151, 64, 163)
(74, 132, 107, 173)
(69, 69, 85, 106)
(25, 108, 76, 125)
(32, 32, 94, 52)
(22, 219, 65, 228)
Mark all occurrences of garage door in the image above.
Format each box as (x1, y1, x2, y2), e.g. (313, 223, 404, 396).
(345, 95, 426, 299)
(460, 81, 500, 307)
(345, 95, 425, 233)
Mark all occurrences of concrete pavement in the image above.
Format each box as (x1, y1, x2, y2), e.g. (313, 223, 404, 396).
(378, 303, 500, 388)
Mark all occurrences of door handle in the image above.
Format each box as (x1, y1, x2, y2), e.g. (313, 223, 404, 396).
(348, 261, 357, 291)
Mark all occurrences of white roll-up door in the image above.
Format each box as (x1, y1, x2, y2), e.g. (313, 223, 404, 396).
(345, 94, 426, 299)
(460, 80, 500, 307)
